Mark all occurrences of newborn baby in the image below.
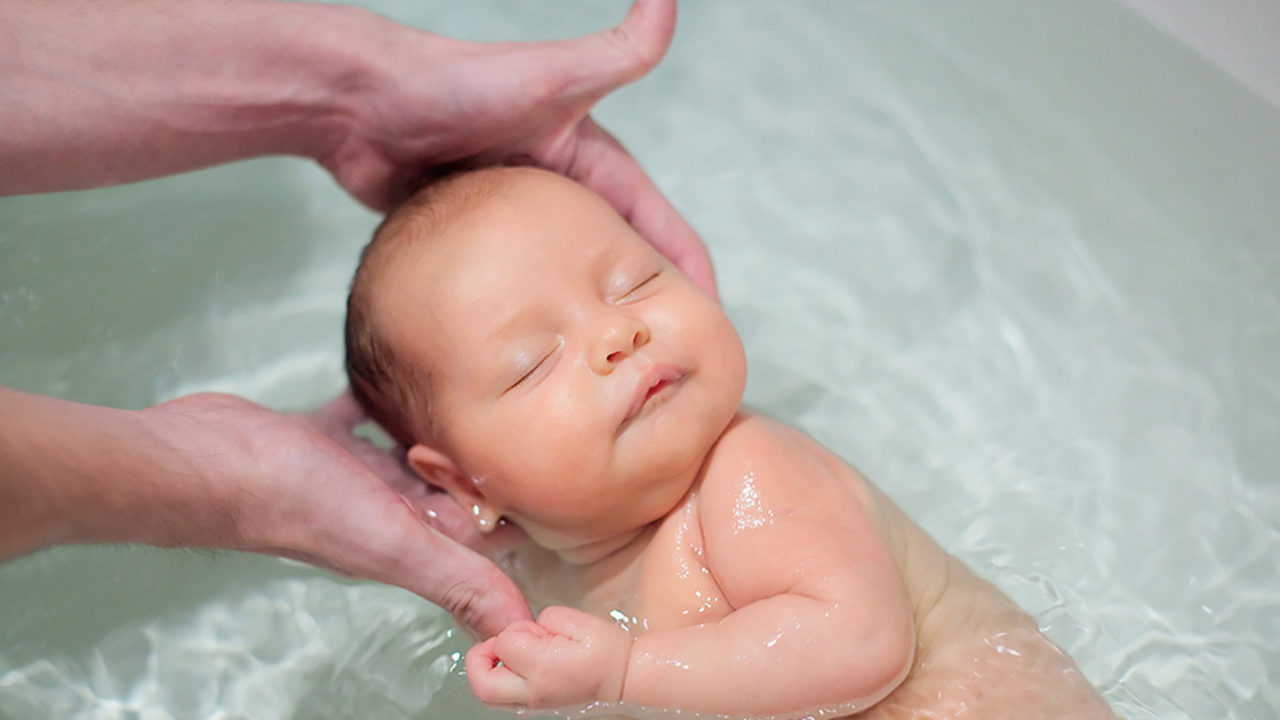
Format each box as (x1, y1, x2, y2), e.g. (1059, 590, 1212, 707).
(344, 167, 1114, 719)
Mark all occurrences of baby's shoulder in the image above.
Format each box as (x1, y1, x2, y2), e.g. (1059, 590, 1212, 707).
(702, 412, 862, 494)
(689, 413, 907, 611)
(704, 412, 809, 468)
(698, 412, 877, 528)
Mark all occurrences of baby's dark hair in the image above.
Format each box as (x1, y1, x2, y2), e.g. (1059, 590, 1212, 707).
(344, 239, 429, 448)
(344, 167, 510, 448)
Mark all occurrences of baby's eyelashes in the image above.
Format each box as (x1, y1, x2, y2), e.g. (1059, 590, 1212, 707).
(505, 339, 562, 392)
(613, 270, 662, 304)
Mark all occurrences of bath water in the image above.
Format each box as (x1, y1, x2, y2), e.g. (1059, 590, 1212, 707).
(2, 2, 1277, 718)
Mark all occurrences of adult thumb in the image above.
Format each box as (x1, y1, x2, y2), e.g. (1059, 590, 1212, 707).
(548, 0, 677, 99)
(430, 549, 533, 640)
(395, 524, 533, 639)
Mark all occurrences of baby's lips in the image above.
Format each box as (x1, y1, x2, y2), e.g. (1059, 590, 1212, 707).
(623, 362, 685, 424)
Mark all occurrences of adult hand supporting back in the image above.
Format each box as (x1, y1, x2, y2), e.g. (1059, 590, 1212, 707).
(0, 0, 706, 640)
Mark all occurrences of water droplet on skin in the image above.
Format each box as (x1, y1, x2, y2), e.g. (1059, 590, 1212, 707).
(608, 609, 649, 634)
(731, 471, 774, 532)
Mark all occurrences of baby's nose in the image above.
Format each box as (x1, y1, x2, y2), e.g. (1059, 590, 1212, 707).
(589, 315, 650, 375)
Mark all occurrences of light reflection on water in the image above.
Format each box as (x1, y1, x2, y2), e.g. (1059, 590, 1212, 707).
(2, 1, 1278, 718)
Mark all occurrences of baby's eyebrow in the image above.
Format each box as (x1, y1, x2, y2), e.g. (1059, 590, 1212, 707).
(588, 233, 638, 275)
(485, 306, 541, 344)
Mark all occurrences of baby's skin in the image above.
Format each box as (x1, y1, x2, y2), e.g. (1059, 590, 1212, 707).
(497, 413, 1115, 719)
(348, 166, 1116, 719)
(497, 412, 912, 716)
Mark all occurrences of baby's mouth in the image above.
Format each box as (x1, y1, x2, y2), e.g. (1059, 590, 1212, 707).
(622, 364, 686, 428)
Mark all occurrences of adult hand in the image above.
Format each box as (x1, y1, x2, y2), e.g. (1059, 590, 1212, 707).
(143, 391, 532, 639)
(0, 384, 530, 637)
(319, 0, 715, 296)
(2, 0, 715, 296)
(0, 0, 711, 639)
(299, 391, 527, 560)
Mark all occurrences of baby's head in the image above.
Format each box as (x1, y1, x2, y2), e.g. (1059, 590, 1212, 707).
(345, 167, 746, 559)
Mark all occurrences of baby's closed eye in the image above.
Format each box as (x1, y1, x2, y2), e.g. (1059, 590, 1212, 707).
(506, 339, 562, 391)
(608, 265, 663, 304)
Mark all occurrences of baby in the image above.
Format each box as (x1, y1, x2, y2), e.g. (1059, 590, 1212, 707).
(344, 167, 1115, 719)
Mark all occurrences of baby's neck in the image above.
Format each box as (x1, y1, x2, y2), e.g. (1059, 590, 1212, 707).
(508, 414, 754, 619)
(519, 413, 749, 587)
(555, 524, 651, 566)
(552, 411, 748, 567)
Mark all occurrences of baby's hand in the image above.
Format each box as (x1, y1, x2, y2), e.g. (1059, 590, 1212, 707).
(466, 606, 633, 709)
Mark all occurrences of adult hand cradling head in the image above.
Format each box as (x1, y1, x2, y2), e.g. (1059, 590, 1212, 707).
(0, 0, 708, 640)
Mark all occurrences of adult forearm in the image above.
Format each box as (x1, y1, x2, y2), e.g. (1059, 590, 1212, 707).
(0, 0, 391, 196)
(0, 386, 229, 561)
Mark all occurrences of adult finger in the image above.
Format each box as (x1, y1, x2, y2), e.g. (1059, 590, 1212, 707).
(319, 141, 400, 212)
(411, 492, 528, 556)
(568, 117, 719, 298)
(394, 521, 533, 639)
(309, 389, 366, 430)
(314, 490, 532, 639)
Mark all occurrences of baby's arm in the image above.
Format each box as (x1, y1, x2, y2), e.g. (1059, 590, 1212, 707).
(469, 421, 915, 717)
(615, 425, 915, 716)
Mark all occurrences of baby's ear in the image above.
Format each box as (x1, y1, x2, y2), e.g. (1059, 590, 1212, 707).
(406, 444, 501, 533)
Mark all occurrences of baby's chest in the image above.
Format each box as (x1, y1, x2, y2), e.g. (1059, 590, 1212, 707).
(585, 502, 731, 633)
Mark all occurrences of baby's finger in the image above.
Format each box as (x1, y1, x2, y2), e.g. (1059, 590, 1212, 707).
(466, 639, 533, 707)
(536, 605, 594, 639)
(493, 620, 554, 667)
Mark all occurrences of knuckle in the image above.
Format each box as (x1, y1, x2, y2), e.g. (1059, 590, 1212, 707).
(603, 26, 655, 79)
(537, 605, 574, 630)
(438, 580, 482, 623)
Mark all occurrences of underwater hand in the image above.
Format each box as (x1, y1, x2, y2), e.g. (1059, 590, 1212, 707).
(318, 0, 716, 297)
(466, 606, 633, 709)
(142, 392, 532, 639)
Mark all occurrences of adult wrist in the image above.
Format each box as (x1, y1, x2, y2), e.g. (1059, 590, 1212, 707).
(126, 399, 245, 551)
(275, 3, 444, 172)
(0, 395, 71, 560)
(0, 390, 148, 558)
(0, 387, 243, 560)
(162, 0, 406, 166)
(258, 2, 402, 164)
(0, 0, 408, 195)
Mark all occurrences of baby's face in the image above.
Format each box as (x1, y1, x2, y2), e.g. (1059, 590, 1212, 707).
(380, 170, 746, 554)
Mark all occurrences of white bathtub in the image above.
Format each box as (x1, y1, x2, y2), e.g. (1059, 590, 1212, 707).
(1, 1, 1276, 717)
